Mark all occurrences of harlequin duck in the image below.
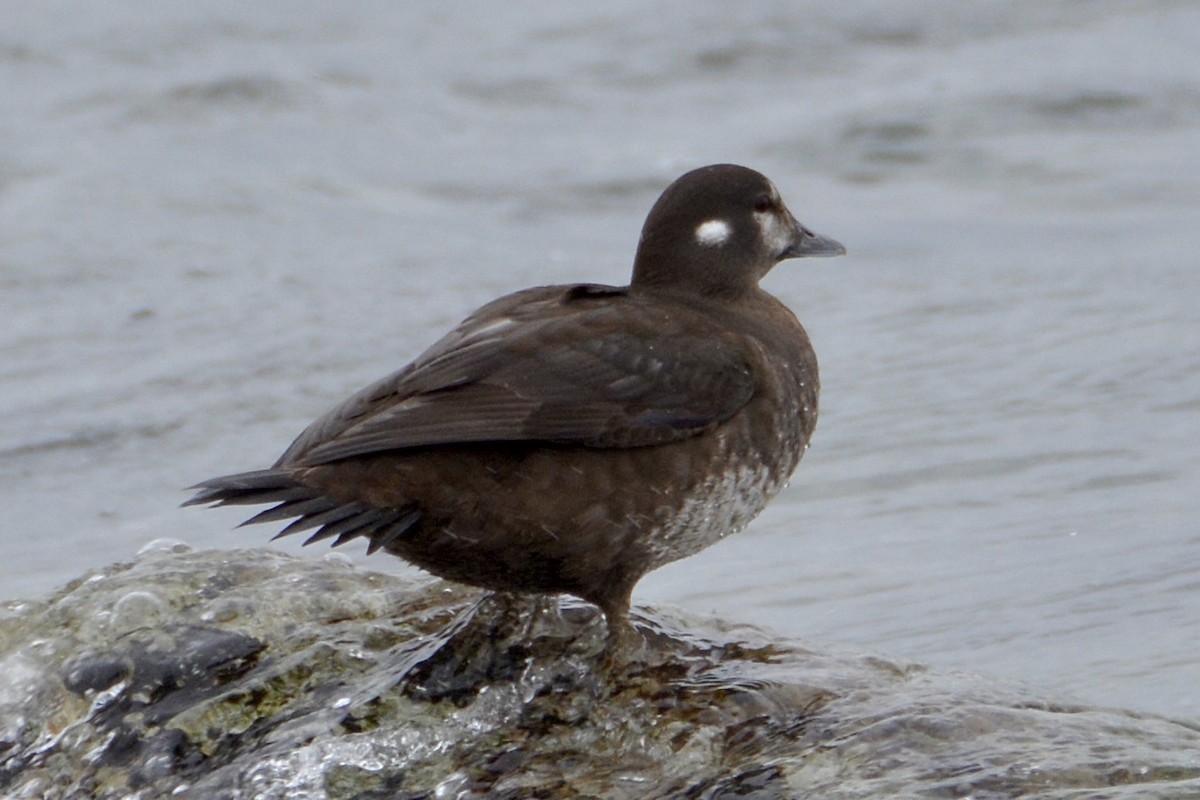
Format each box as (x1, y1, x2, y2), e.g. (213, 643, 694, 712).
(186, 164, 845, 638)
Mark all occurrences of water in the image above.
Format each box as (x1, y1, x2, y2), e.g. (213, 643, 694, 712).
(5, 547, 1200, 798)
(2, 0, 1198, 726)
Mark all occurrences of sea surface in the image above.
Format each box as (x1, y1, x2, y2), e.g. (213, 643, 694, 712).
(2, 1, 1198, 723)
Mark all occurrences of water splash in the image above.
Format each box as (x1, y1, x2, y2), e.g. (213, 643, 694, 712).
(1, 548, 1198, 798)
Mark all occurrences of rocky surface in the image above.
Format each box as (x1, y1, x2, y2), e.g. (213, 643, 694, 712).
(2, 544, 1198, 799)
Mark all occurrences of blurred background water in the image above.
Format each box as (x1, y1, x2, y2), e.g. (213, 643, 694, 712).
(2, 1, 1197, 722)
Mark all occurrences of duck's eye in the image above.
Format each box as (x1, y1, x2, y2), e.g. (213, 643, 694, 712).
(753, 194, 774, 213)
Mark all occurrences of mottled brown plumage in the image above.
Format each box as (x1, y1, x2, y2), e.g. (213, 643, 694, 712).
(186, 164, 845, 636)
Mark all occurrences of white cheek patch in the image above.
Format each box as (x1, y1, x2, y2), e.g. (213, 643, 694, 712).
(754, 209, 791, 255)
(695, 219, 732, 247)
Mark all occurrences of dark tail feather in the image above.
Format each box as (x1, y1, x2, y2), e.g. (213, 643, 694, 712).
(183, 469, 421, 553)
(182, 469, 306, 507)
(365, 507, 422, 554)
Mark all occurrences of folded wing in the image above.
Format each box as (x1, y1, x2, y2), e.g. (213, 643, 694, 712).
(277, 286, 758, 467)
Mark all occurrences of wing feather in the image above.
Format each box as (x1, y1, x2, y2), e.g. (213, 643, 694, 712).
(278, 286, 758, 467)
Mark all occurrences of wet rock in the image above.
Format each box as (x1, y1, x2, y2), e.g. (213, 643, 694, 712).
(1, 547, 1199, 799)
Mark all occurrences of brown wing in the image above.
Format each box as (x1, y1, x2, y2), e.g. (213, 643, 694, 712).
(276, 285, 758, 468)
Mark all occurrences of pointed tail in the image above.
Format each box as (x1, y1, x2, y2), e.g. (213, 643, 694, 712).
(184, 469, 421, 554)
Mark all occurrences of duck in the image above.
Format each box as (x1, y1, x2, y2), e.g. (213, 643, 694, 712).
(185, 163, 845, 639)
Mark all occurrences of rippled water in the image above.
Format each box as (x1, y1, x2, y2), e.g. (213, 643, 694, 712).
(5, 548, 1200, 799)
(2, 1, 1198, 725)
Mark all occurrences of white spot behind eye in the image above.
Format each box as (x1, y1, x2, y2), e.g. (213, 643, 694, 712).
(695, 219, 732, 247)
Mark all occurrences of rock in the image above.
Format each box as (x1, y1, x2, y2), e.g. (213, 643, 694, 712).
(1, 546, 1198, 799)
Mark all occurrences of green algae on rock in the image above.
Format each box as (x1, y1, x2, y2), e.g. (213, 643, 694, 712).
(2, 546, 1199, 799)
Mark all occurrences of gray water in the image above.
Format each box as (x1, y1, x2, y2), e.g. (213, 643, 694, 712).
(7, 547, 1200, 799)
(2, 0, 1198, 727)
